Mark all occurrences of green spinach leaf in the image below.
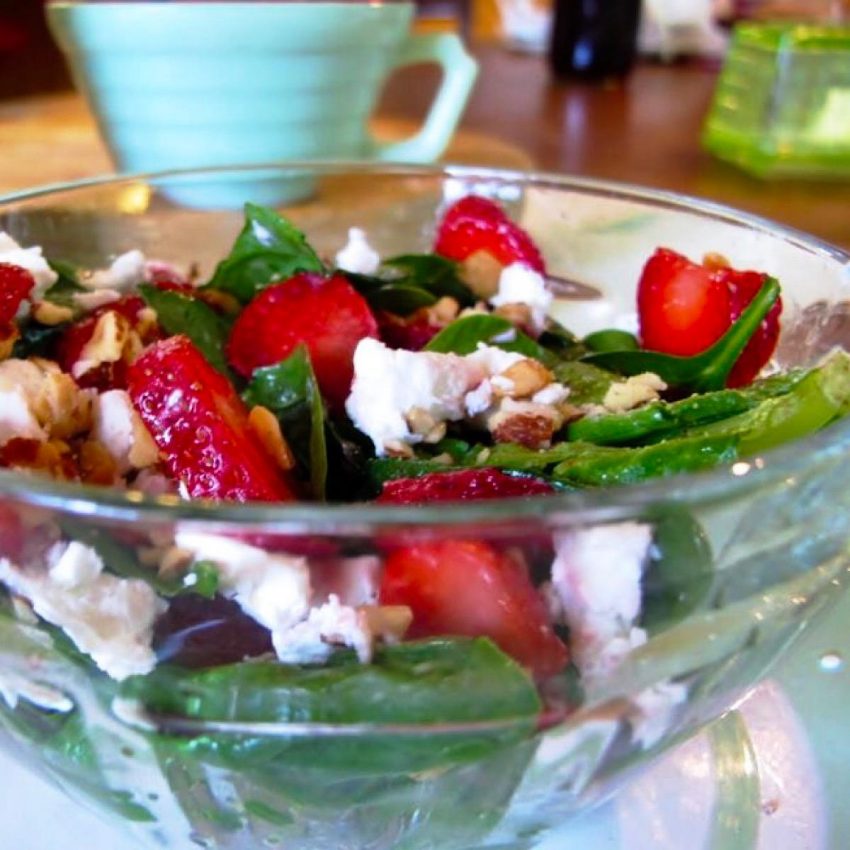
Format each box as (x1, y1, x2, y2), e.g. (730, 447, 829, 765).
(139, 285, 233, 379)
(425, 314, 554, 364)
(242, 346, 327, 500)
(205, 203, 323, 303)
(582, 278, 780, 392)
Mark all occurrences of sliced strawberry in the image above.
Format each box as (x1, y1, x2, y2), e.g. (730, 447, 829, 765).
(637, 248, 781, 386)
(638, 248, 732, 357)
(0, 263, 35, 325)
(377, 468, 554, 504)
(434, 196, 546, 273)
(226, 273, 378, 411)
(719, 267, 782, 388)
(380, 539, 568, 679)
(0, 503, 25, 561)
(127, 335, 297, 503)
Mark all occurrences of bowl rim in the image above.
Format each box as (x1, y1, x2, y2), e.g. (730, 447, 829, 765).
(1, 160, 849, 529)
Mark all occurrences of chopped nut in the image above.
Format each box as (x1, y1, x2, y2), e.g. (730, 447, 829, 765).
(0, 358, 93, 439)
(248, 405, 296, 471)
(73, 311, 129, 379)
(499, 358, 554, 399)
(384, 439, 415, 458)
(602, 372, 666, 413)
(405, 406, 439, 437)
(32, 301, 74, 326)
(360, 605, 413, 644)
(197, 289, 241, 316)
(78, 439, 119, 486)
(702, 252, 730, 271)
(428, 296, 460, 324)
(460, 250, 503, 299)
(158, 546, 193, 577)
(0, 323, 18, 361)
(492, 302, 534, 334)
(487, 399, 558, 449)
(0, 438, 78, 479)
(422, 421, 447, 444)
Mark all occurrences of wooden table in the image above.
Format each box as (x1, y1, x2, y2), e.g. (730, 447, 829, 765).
(381, 44, 850, 250)
(2, 43, 848, 251)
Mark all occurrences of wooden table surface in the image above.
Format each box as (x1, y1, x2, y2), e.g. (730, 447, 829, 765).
(381, 43, 850, 251)
(2, 42, 848, 251)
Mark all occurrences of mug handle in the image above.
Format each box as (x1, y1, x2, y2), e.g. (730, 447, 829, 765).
(373, 32, 479, 163)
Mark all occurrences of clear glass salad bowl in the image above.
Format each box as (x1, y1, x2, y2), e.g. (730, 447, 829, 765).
(1, 163, 850, 850)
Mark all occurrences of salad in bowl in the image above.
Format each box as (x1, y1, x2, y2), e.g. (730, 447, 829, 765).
(0, 164, 849, 850)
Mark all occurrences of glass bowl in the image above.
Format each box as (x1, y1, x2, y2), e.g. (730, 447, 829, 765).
(1, 163, 850, 850)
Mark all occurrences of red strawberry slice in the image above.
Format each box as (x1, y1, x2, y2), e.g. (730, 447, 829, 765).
(128, 335, 297, 503)
(434, 196, 546, 272)
(637, 248, 781, 386)
(226, 273, 378, 412)
(377, 468, 554, 504)
(637, 248, 732, 357)
(0, 263, 35, 325)
(380, 539, 568, 679)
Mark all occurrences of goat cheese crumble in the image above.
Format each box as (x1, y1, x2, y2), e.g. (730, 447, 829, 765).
(335, 227, 381, 275)
(0, 543, 165, 680)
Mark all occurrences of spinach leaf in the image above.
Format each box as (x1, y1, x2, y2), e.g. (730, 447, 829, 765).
(425, 314, 554, 364)
(567, 369, 806, 446)
(121, 638, 540, 774)
(551, 360, 619, 405)
(537, 318, 587, 361)
(343, 254, 474, 317)
(139, 285, 233, 379)
(583, 328, 639, 354)
(383, 254, 475, 306)
(205, 203, 323, 303)
(641, 508, 714, 634)
(11, 321, 67, 359)
(242, 346, 327, 500)
(582, 278, 780, 392)
(44, 259, 87, 309)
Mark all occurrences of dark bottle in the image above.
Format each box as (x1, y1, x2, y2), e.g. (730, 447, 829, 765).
(549, 0, 642, 81)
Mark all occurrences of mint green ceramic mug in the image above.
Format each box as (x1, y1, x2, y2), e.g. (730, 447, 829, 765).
(47, 1, 478, 202)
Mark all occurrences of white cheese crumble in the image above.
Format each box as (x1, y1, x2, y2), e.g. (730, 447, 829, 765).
(0, 671, 75, 714)
(92, 389, 159, 474)
(0, 544, 165, 680)
(489, 262, 554, 333)
(602, 372, 667, 414)
(0, 232, 58, 302)
(82, 249, 148, 292)
(174, 531, 311, 644)
(310, 555, 381, 607)
(550, 522, 652, 679)
(334, 227, 381, 275)
(550, 522, 686, 748)
(0, 386, 44, 446)
(72, 288, 123, 312)
(345, 338, 526, 455)
(274, 594, 373, 664)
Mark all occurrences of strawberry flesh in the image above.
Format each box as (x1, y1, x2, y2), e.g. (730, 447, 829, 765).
(226, 273, 378, 412)
(0, 263, 35, 325)
(377, 468, 554, 504)
(380, 539, 568, 679)
(637, 248, 781, 386)
(128, 335, 297, 502)
(434, 196, 546, 272)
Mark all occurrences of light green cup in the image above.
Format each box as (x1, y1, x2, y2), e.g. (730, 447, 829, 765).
(47, 1, 478, 205)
